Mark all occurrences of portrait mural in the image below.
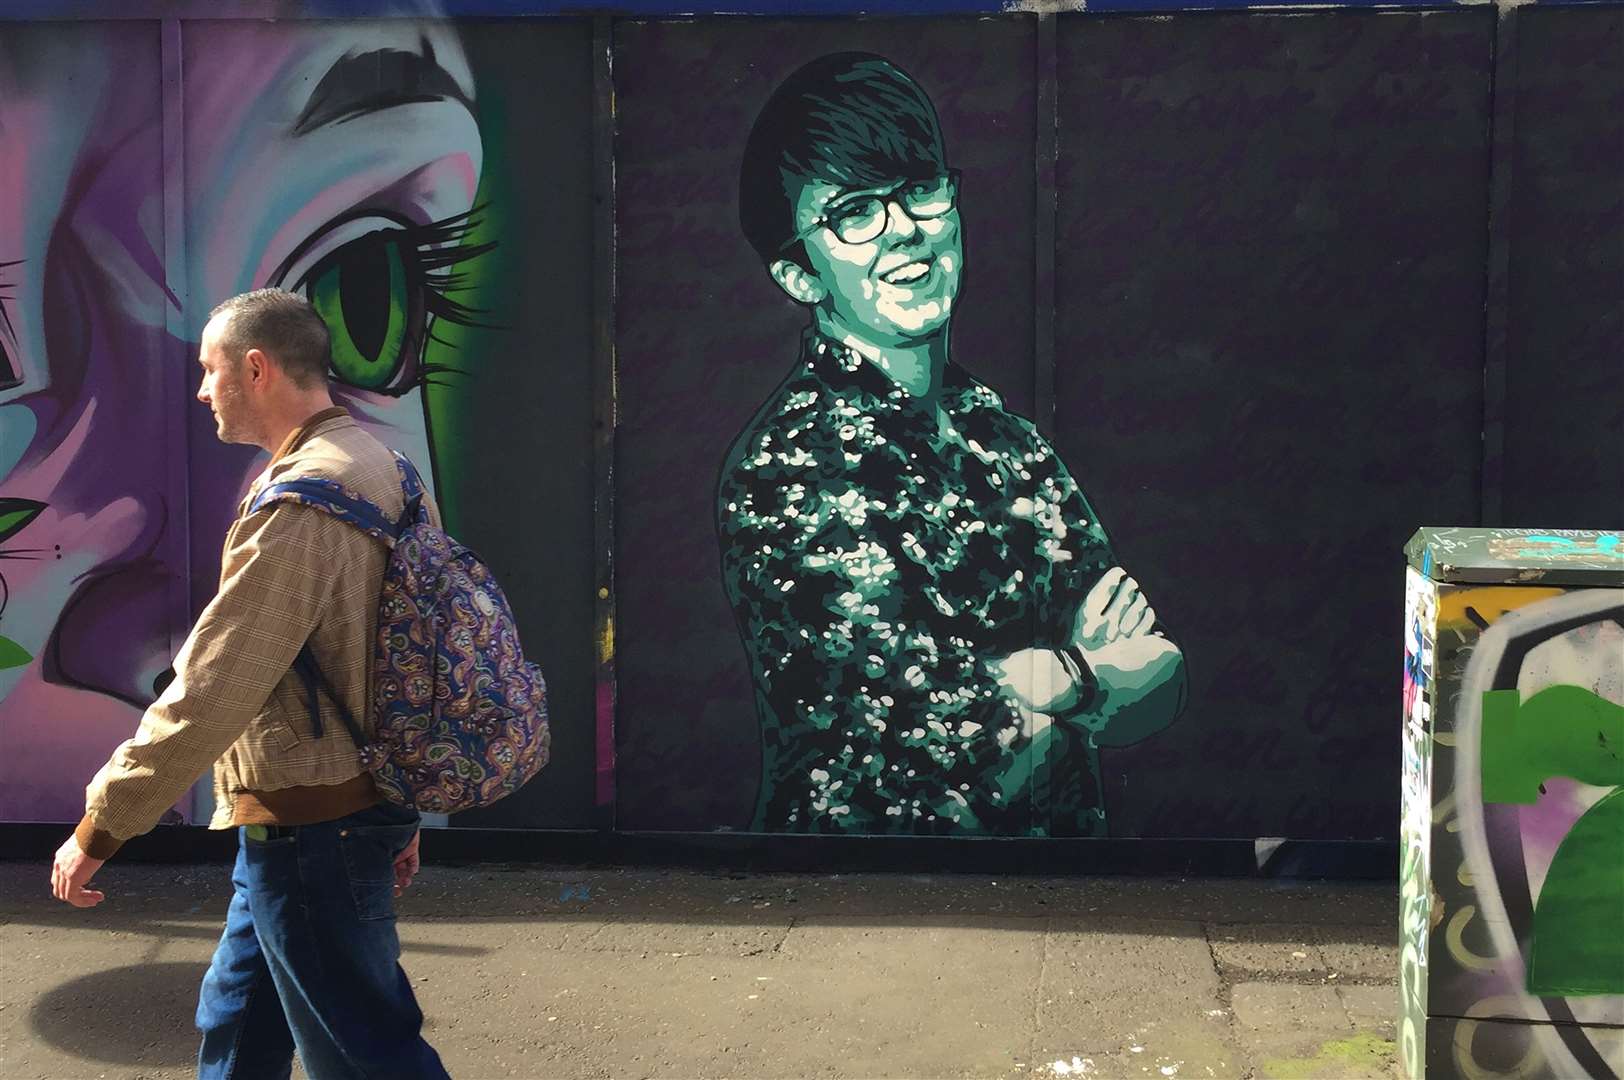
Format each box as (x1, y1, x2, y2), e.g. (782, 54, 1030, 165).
(716, 54, 1187, 834)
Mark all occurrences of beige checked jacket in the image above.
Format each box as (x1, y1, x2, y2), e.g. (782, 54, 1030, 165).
(76, 410, 439, 858)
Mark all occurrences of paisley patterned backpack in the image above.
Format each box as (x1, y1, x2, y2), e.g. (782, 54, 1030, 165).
(249, 452, 550, 813)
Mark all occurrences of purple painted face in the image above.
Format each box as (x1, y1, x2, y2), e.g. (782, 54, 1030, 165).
(0, 22, 482, 824)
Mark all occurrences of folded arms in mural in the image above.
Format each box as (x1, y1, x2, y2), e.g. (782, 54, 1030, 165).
(718, 54, 1186, 836)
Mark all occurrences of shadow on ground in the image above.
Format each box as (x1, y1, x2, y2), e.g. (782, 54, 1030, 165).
(29, 961, 207, 1067)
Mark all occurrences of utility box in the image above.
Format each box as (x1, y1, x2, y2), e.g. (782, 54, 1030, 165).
(1401, 527, 1623, 1079)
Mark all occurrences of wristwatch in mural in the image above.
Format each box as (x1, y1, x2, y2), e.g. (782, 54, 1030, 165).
(1057, 644, 1100, 711)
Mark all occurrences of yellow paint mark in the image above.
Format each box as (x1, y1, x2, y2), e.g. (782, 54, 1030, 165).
(1452, 997, 1546, 1080)
(1445, 905, 1499, 971)
(1262, 1033, 1397, 1079)
(1437, 586, 1566, 631)
(597, 615, 615, 664)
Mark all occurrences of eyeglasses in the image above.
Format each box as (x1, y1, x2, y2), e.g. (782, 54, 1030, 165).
(784, 171, 961, 250)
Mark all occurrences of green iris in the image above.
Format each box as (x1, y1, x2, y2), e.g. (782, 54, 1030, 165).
(308, 235, 412, 391)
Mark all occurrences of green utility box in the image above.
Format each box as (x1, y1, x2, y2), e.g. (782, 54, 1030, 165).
(1401, 527, 1623, 1079)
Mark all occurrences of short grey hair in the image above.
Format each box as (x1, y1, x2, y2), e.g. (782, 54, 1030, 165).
(208, 289, 331, 388)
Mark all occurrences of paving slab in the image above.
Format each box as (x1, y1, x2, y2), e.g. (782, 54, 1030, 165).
(1335, 984, 1400, 1041)
(1034, 917, 1238, 1077)
(1230, 982, 1399, 1079)
(1312, 924, 1400, 983)
(778, 915, 1047, 1077)
(1208, 923, 1325, 978)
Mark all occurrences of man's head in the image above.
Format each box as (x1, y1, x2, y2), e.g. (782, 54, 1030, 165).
(739, 53, 963, 349)
(198, 289, 332, 448)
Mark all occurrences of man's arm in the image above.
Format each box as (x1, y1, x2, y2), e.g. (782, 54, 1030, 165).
(67, 503, 339, 861)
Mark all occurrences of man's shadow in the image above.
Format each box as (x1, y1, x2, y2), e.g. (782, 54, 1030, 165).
(29, 961, 206, 1067)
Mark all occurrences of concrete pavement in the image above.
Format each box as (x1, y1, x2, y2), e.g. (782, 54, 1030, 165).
(0, 862, 1400, 1079)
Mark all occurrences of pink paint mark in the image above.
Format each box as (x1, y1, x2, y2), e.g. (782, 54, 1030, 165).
(444, 151, 478, 202)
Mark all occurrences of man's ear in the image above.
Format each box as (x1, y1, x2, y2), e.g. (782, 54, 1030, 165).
(242, 348, 271, 388)
(769, 259, 828, 306)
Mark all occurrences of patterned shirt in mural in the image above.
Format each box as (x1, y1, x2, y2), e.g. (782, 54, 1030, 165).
(718, 330, 1120, 836)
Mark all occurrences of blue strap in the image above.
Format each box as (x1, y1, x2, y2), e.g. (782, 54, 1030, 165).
(291, 644, 366, 747)
(249, 478, 398, 543)
(291, 646, 326, 740)
(392, 452, 428, 530)
(393, 451, 426, 501)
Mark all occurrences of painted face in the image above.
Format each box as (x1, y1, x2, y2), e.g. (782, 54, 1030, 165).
(792, 173, 964, 347)
(0, 26, 178, 820)
(0, 21, 484, 824)
(183, 19, 484, 490)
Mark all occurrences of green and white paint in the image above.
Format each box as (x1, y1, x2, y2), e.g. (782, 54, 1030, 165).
(1399, 528, 1623, 1079)
(716, 54, 1186, 834)
(1399, 566, 1436, 1080)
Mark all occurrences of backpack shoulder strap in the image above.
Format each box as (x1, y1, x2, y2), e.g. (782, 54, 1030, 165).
(248, 476, 398, 546)
(391, 452, 429, 530)
(291, 644, 368, 747)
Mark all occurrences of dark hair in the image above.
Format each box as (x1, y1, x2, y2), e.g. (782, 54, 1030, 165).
(208, 288, 330, 388)
(738, 53, 947, 266)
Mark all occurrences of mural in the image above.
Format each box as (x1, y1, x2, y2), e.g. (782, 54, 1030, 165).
(0, 19, 599, 830)
(1400, 528, 1624, 1079)
(0, 6, 1617, 847)
(612, 17, 1046, 833)
(716, 54, 1185, 834)
(0, 23, 184, 825)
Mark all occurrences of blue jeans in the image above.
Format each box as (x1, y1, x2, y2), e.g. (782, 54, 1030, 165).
(195, 802, 448, 1079)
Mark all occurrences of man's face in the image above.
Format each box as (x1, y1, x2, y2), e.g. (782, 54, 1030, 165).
(195, 317, 256, 446)
(790, 173, 963, 347)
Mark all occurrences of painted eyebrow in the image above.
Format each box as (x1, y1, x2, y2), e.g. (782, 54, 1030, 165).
(291, 36, 472, 137)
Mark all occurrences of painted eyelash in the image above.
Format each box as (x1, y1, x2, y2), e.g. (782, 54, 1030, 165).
(0, 259, 21, 392)
(398, 206, 498, 332)
(0, 259, 19, 332)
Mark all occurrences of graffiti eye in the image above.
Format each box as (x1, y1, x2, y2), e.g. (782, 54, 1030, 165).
(279, 208, 494, 396)
(303, 230, 423, 395)
(0, 498, 45, 547)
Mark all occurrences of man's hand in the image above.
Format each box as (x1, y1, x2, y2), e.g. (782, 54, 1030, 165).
(1074, 567, 1156, 650)
(50, 835, 106, 908)
(393, 829, 421, 897)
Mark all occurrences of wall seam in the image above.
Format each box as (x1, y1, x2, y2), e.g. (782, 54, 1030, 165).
(159, 17, 202, 822)
(593, 14, 621, 831)
(1480, 4, 1517, 525)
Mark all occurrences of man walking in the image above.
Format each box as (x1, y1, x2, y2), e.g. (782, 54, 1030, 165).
(50, 289, 449, 1079)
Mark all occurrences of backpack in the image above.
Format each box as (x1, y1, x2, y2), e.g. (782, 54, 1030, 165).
(248, 451, 550, 813)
